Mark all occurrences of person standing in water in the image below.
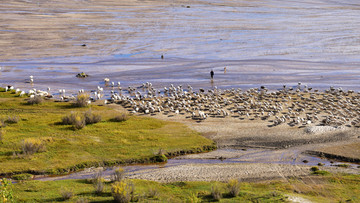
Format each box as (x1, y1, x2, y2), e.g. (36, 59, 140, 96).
(210, 69, 214, 79)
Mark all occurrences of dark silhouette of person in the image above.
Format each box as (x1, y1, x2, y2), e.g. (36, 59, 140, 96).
(210, 70, 214, 79)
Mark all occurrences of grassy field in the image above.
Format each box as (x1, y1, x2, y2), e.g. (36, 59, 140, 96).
(6, 173, 359, 202)
(0, 88, 215, 175)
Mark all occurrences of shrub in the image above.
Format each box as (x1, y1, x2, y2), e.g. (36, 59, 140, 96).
(6, 116, 19, 124)
(73, 117, 85, 130)
(93, 172, 104, 194)
(227, 179, 241, 197)
(27, 95, 43, 105)
(211, 184, 222, 201)
(60, 187, 73, 200)
(12, 173, 33, 181)
(112, 113, 128, 122)
(74, 93, 90, 107)
(84, 110, 102, 124)
(310, 166, 319, 172)
(112, 181, 134, 203)
(61, 112, 78, 125)
(111, 168, 125, 182)
(21, 138, 46, 155)
(0, 178, 14, 202)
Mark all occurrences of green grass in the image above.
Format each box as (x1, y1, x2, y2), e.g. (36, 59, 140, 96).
(8, 173, 360, 202)
(0, 88, 215, 175)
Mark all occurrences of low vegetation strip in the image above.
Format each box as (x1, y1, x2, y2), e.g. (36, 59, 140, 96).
(0, 89, 215, 175)
(7, 173, 360, 202)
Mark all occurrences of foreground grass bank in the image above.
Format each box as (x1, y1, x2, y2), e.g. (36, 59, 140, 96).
(7, 173, 360, 202)
(0, 89, 215, 175)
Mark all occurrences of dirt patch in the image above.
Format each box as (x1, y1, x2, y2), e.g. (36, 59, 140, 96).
(305, 142, 360, 164)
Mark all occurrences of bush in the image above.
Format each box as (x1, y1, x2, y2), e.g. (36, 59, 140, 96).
(73, 117, 86, 130)
(112, 181, 134, 203)
(21, 138, 46, 155)
(84, 110, 102, 124)
(27, 95, 43, 105)
(12, 173, 33, 181)
(62, 112, 85, 130)
(0, 178, 14, 202)
(74, 93, 90, 107)
(6, 116, 19, 124)
(60, 187, 73, 200)
(93, 172, 104, 194)
(112, 114, 128, 122)
(111, 168, 125, 182)
(61, 112, 78, 125)
(310, 166, 319, 172)
(227, 179, 241, 197)
(211, 184, 222, 201)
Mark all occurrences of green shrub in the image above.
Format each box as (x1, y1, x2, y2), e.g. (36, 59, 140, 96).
(93, 172, 105, 194)
(74, 93, 90, 107)
(61, 112, 78, 125)
(112, 181, 134, 203)
(21, 138, 46, 155)
(73, 117, 85, 130)
(0, 178, 14, 202)
(60, 187, 73, 200)
(84, 110, 102, 124)
(211, 184, 222, 201)
(310, 166, 319, 172)
(227, 179, 241, 197)
(27, 95, 43, 105)
(112, 114, 128, 122)
(12, 173, 33, 181)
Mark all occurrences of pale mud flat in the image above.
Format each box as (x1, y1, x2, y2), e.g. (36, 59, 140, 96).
(123, 113, 359, 183)
(1, 0, 360, 94)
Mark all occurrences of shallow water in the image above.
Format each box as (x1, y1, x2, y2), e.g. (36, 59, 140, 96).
(1, 0, 360, 94)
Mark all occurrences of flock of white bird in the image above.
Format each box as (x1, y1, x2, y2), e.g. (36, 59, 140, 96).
(3, 76, 360, 128)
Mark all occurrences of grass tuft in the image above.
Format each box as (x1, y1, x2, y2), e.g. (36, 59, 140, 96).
(21, 138, 46, 155)
(27, 95, 43, 105)
(73, 93, 90, 107)
(111, 168, 125, 182)
(60, 187, 73, 200)
(227, 179, 241, 197)
(211, 183, 222, 201)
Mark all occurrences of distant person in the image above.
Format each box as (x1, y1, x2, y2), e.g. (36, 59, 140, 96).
(224, 67, 227, 74)
(210, 70, 214, 79)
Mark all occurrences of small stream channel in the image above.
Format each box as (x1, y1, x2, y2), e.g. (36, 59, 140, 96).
(35, 148, 359, 181)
